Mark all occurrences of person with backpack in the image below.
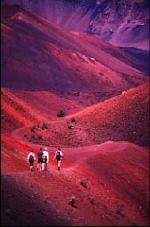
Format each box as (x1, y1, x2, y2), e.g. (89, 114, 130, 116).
(27, 151, 36, 171)
(53, 147, 63, 171)
(37, 147, 43, 171)
(42, 147, 49, 171)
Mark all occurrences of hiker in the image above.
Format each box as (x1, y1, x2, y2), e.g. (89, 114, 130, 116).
(27, 151, 36, 171)
(37, 147, 43, 171)
(42, 147, 49, 171)
(53, 147, 63, 170)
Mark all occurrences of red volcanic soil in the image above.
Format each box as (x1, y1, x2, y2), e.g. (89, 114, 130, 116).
(1, 4, 147, 100)
(12, 89, 84, 119)
(1, 83, 149, 226)
(1, 5, 149, 227)
(1, 134, 31, 173)
(1, 141, 149, 226)
(1, 88, 49, 133)
(71, 31, 146, 73)
(26, 83, 149, 148)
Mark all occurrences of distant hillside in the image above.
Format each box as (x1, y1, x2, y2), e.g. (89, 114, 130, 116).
(1, 5, 146, 102)
(2, 0, 149, 50)
(31, 83, 149, 147)
(1, 87, 84, 137)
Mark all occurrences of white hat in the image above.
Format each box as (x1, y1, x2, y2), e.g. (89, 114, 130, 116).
(44, 147, 48, 150)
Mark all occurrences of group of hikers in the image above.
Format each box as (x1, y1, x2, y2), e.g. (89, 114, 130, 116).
(27, 147, 63, 171)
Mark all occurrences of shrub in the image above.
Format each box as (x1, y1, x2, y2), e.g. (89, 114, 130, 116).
(57, 109, 66, 117)
(31, 134, 36, 139)
(67, 117, 76, 129)
(115, 205, 124, 216)
(80, 178, 89, 188)
(67, 120, 74, 129)
(88, 197, 95, 205)
(68, 124, 73, 129)
(68, 196, 77, 208)
(71, 117, 76, 123)
(31, 125, 36, 132)
(38, 135, 43, 140)
(42, 122, 48, 129)
(31, 128, 35, 133)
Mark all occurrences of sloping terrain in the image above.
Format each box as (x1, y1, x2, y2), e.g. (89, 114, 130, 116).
(1, 4, 146, 98)
(1, 88, 49, 133)
(120, 47, 149, 74)
(26, 83, 149, 148)
(1, 84, 149, 226)
(2, 0, 149, 50)
(72, 32, 149, 74)
(1, 4, 149, 227)
(1, 134, 31, 173)
(1, 83, 149, 226)
(1, 141, 149, 226)
(2, 88, 83, 128)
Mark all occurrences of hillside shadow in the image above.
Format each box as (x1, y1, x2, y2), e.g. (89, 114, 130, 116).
(1, 175, 72, 226)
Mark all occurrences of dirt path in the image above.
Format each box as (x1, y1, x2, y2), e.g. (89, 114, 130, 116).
(2, 121, 149, 226)
(10, 124, 114, 169)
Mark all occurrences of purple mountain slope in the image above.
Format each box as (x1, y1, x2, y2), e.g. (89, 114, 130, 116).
(2, 0, 149, 50)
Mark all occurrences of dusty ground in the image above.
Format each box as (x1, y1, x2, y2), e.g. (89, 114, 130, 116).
(1, 84, 149, 226)
(1, 5, 149, 226)
(1, 136, 149, 226)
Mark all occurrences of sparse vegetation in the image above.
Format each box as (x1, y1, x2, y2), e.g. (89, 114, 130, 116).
(31, 122, 48, 132)
(67, 117, 77, 129)
(115, 205, 124, 216)
(57, 109, 66, 117)
(71, 117, 76, 124)
(31, 134, 36, 139)
(31, 125, 36, 133)
(68, 196, 77, 208)
(67, 121, 73, 129)
(88, 196, 95, 205)
(41, 122, 48, 130)
(30, 133, 43, 141)
(80, 178, 89, 188)
(38, 135, 43, 140)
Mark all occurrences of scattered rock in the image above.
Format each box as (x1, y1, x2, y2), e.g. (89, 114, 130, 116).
(88, 196, 95, 205)
(80, 178, 89, 188)
(89, 57, 96, 63)
(115, 204, 124, 216)
(68, 196, 77, 208)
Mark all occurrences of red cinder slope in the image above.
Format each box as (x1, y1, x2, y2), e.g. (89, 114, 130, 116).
(1, 141, 149, 226)
(12, 89, 84, 119)
(71, 31, 148, 74)
(32, 83, 149, 147)
(1, 88, 49, 133)
(74, 83, 149, 147)
(1, 134, 31, 173)
(1, 5, 147, 101)
(1, 5, 149, 227)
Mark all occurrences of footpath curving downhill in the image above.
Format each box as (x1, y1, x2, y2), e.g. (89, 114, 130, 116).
(1, 119, 149, 226)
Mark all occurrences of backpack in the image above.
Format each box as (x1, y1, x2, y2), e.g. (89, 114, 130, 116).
(38, 151, 43, 159)
(29, 154, 34, 162)
(42, 154, 47, 163)
(56, 151, 61, 160)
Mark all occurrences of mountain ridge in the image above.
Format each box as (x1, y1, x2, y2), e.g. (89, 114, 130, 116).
(2, 0, 149, 50)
